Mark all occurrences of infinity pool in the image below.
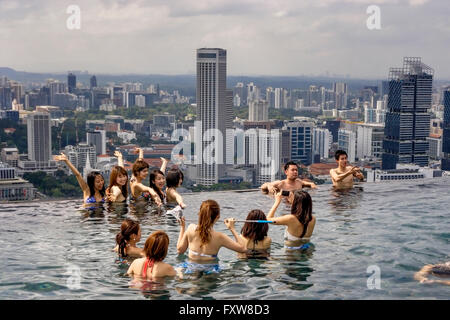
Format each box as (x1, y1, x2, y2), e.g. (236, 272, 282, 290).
(0, 179, 449, 299)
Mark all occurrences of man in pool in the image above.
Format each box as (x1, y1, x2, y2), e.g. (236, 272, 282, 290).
(330, 150, 364, 190)
(261, 161, 317, 196)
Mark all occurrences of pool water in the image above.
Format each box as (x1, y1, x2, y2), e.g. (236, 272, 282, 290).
(0, 179, 449, 299)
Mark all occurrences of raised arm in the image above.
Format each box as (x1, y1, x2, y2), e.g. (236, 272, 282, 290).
(267, 191, 283, 219)
(177, 217, 189, 254)
(54, 153, 89, 194)
(114, 151, 124, 168)
(160, 157, 168, 174)
(167, 188, 186, 209)
(134, 147, 144, 160)
(220, 218, 247, 253)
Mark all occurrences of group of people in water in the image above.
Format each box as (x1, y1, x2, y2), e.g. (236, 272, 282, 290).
(53, 149, 449, 285)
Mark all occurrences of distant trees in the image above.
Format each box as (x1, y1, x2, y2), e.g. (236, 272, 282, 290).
(23, 170, 82, 199)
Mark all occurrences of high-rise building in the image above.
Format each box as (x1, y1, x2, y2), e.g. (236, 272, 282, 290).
(364, 102, 377, 123)
(87, 130, 106, 156)
(27, 112, 52, 164)
(441, 90, 450, 170)
(248, 100, 269, 122)
(338, 129, 356, 163)
(313, 128, 331, 160)
(285, 121, 314, 166)
(382, 57, 433, 169)
(356, 123, 385, 160)
(333, 82, 348, 109)
(68, 73, 76, 93)
(64, 143, 97, 173)
(247, 82, 259, 104)
(196, 48, 232, 186)
(0, 87, 12, 110)
(90, 75, 97, 89)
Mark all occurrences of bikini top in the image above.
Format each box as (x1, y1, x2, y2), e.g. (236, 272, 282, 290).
(85, 195, 105, 204)
(141, 258, 155, 279)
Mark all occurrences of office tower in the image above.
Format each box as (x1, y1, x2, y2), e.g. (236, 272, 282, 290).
(333, 82, 348, 109)
(68, 73, 76, 93)
(90, 75, 97, 89)
(364, 102, 377, 123)
(0, 87, 12, 110)
(27, 112, 51, 164)
(382, 57, 433, 169)
(356, 123, 385, 160)
(266, 87, 275, 108)
(442, 90, 450, 170)
(87, 130, 106, 155)
(48, 80, 67, 106)
(285, 121, 314, 166)
(380, 80, 389, 97)
(196, 48, 232, 186)
(247, 82, 259, 105)
(233, 82, 245, 106)
(376, 100, 386, 124)
(313, 128, 331, 160)
(64, 144, 97, 173)
(249, 100, 269, 122)
(338, 129, 356, 163)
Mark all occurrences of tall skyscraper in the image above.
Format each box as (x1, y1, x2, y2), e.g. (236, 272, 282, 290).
(68, 73, 76, 93)
(248, 100, 269, 122)
(196, 48, 232, 186)
(87, 130, 106, 156)
(313, 128, 331, 160)
(27, 112, 51, 165)
(333, 82, 348, 109)
(90, 75, 97, 89)
(441, 90, 450, 170)
(338, 129, 356, 163)
(382, 57, 433, 170)
(285, 121, 314, 166)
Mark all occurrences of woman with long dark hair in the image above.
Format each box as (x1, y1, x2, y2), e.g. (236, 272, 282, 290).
(106, 151, 128, 202)
(238, 209, 271, 258)
(53, 153, 105, 205)
(149, 169, 166, 205)
(267, 190, 316, 250)
(114, 218, 143, 259)
(177, 200, 247, 264)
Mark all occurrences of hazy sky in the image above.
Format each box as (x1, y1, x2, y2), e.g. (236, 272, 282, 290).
(1, 0, 449, 79)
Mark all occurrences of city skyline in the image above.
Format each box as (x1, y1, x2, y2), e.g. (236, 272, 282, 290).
(1, 0, 449, 79)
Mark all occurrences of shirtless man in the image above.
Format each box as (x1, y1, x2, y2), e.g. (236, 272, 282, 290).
(261, 161, 317, 195)
(330, 150, 364, 190)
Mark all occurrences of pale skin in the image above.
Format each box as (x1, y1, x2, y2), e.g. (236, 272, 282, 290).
(53, 153, 104, 204)
(414, 264, 450, 285)
(266, 191, 316, 244)
(177, 216, 247, 262)
(261, 164, 317, 195)
(113, 226, 144, 258)
(106, 151, 127, 202)
(127, 257, 179, 280)
(166, 176, 186, 209)
(330, 154, 364, 190)
(130, 147, 162, 206)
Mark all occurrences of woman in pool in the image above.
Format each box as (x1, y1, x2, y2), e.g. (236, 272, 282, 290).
(267, 190, 316, 250)
(238, 209, 271, 259)
(115, 218, 144, 259)
(53, 153, 105, 205)
(106, 151, 128, 203)
(149, 169, 166, 206)
(130, 148, 161, 206)
(127, 231, 178, 280)
(414, 262, 450, 285)
(177, 200, 247, 266)
(165, 168, 186, 209)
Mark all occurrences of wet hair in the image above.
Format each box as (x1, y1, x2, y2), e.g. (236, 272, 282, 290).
(290, 190, 313, 238)
(335, 150, 348, 160)
(431, 262, 450, 276)
(261, 186, 269, 195)
(116, 218, 140, 258)
(107, 166, 128, 199)
(241, 209, 268, 244)
(284, 161, 299, 171)
(143, 231, 169, 262)
(196, 200, 220, 247)
(132, 159, 149, 178)
(166, 168, 184, 188)
(87, 171, 105, 198)
(150, 169, 166, 202)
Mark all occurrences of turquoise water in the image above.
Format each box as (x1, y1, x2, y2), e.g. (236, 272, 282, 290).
(0, 179, 449, 299)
